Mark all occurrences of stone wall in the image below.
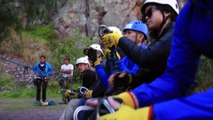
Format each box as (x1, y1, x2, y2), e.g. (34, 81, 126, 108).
(54, 0, 187, 40)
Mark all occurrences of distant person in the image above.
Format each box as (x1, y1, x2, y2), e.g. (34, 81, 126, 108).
(59, 57, 74, 103)
(33, 55, 52, 105)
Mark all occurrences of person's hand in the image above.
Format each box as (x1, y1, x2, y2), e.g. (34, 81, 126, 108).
(99, 104, 153, 120)
(84, 47, 97, 62)
(102, 31, 122, 48)
(69, 91, 82, 99)
(83, 90, 93, 98)
(64, 90, 71, 97)
(108, 72, 132, 88)
(103, 48, 111, 58)
(94, 56, 102, 66)
(86, 92, 138, 109)
(86, 96, 122, 110)
(34, 73, 39, 78)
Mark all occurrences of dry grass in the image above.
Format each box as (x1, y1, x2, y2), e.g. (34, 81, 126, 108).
(0, 28, 51, 64)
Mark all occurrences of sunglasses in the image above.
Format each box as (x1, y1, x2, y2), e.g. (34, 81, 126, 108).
(143, 7, 158, 21)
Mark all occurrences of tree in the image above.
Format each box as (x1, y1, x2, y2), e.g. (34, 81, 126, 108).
(22, 0, 58, 25)
(0, 0, 20, 41)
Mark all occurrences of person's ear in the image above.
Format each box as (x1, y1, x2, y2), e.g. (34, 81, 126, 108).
(138, 33, 145, 41)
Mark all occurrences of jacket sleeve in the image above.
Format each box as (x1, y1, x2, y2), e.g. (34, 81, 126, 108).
(95, 64, 109, 87)
(84, 70, 97, 89)
(119, 56, 139, 74)
(131, 2, 201, 107)
(118, 31, 172, 68)
(33, 62, 38, 74)
(47, 62, 53, 75)
(154, 87, 213, 120)
(91, 80, 106, 97)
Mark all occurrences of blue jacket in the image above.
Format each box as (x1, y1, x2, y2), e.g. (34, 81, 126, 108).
(132, 0, 213, 119)
(96, 45, 147, 87)
(119, 45, 147, 74)
(33, 61, 53, 77)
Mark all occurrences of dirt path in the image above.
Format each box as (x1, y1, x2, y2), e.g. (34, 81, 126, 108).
(0, 98, 67, 120)
(0, 109, 63, 120)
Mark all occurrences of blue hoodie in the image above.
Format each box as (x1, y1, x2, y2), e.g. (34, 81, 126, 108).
(33, 61, 53, 77)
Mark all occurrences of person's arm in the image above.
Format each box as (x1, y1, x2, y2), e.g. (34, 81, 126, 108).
(70, 64, 74, 76)
(60, 65, 65, 73)
(95, 64, 110, 87)
(84, 70, 97, 89)
(33, 62, 38, 74)
(47, 62, 53, 75)
(99, 88, 213, 120)
(154, 87, 213, 119)
(118, 29, 173, 68)
(116, 3, 201, 108)
(119, 56, 139, 74)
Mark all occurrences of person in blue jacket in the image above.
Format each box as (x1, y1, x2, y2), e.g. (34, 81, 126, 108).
(119, 20, 149, 75)
(87, 0, 213, 119)
(33, 55, 52, 103)
(89, 24, 148, 88)
(83, 27, 123, 88)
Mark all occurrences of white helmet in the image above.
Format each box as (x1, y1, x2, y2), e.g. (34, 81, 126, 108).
(108, 26, 122, 35)
(76, 56, 89, 65)
(141, 0, 179, 15)
(89, 44, 104, 55)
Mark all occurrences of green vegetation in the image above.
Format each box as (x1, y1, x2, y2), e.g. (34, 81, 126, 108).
(0, 73, 14, 89)
(0, 78, 81, 99)
(22, 0, 58, 25)
(51, 30, 94, 67)
(0, 0, 21, 41)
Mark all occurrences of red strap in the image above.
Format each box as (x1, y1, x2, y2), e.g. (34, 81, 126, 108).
(148, 105, 153, 120)
(128, 92, 137, 109)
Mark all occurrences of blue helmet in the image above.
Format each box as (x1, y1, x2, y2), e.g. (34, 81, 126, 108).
(123, 20, 148, 39)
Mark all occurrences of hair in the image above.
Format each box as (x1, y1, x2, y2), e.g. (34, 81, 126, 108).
(142, 3, 178, 22)
(64, 56, 70, 62)
(40, 55, 46, 59)
(155, 4, 178, 21)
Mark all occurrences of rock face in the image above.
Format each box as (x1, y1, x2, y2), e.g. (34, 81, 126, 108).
(54, 0, 144, 40)
(54, 0, 187, 40)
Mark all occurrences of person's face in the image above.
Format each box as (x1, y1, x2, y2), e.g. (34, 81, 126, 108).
(40, 57, 46, 63)
(124, 30, 144, 45)
(64, 59, 69, 65)
(97, 51, 102, 58)
(77, 63, 87, 73)
(143, 5, 163, 30)
(124, 30, 137, 42)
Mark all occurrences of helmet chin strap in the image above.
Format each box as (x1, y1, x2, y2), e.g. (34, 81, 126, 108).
(158, 11, 171, 36)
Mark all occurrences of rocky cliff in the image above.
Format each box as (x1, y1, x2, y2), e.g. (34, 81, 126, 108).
(54, 0, 187, 40)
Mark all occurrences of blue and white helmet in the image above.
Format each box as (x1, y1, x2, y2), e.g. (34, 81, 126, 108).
(123, 20, 148, 39)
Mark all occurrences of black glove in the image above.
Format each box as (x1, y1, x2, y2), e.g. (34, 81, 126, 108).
(113, 72, 132, 90)
(83, 48, 97, 62)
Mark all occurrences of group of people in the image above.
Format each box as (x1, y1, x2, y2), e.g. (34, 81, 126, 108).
(33, 55, 74, 104)
(35, 0, 213, 119)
